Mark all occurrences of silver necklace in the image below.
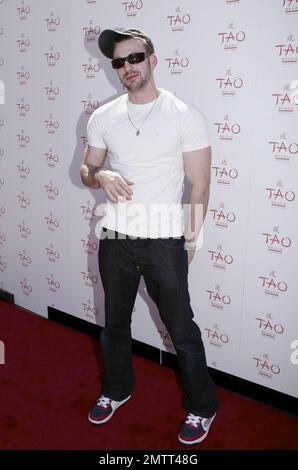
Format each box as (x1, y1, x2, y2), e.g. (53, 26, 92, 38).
(127, 95, 159, 136)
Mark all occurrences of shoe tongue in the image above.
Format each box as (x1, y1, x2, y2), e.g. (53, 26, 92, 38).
(98, 398, 110, 408)
(187, 415, 201, 427)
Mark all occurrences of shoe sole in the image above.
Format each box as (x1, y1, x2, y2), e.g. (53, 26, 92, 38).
(88, 394, 131, 425)
(178, 413, 216, 445)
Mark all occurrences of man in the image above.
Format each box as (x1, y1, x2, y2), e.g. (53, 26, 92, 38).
(80, 28, 219, 445)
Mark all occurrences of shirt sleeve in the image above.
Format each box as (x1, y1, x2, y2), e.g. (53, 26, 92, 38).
(180, 104, 210, 153)
(86, 110, 107, 149)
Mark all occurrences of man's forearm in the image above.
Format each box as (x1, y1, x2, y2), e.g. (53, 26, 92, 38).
(80, 164, 101, 189)
(184, 184, 210, 249)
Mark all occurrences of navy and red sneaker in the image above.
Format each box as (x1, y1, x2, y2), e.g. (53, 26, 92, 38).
(88, 394, 131, 424)
(178, 412, 216, 445)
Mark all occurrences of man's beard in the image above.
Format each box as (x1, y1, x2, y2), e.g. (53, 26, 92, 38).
(121, 67, 151, 92)
(124, 76, 146, 92)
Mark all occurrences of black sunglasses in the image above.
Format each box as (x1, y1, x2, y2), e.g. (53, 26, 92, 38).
(111, 52, 150, 69)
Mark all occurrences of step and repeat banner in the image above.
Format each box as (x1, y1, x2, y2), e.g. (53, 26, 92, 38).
(0, 0, 297, 398)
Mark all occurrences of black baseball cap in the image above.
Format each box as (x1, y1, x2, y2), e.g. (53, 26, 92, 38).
(98, 28, 154, 59)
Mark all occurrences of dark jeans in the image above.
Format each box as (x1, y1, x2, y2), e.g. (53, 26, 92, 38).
(98, 229, 219, 417)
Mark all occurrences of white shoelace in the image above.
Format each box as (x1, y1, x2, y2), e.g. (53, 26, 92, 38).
(185, 413, 202, 428)
(97, 396, 111, 408)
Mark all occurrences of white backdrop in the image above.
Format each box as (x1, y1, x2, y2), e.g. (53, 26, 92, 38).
(0, 0, 297, 398)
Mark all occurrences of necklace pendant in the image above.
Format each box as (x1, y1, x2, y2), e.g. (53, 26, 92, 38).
(136, 130, 140, 136)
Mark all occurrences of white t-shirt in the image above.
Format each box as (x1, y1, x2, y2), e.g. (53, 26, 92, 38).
(87, 88, 210, 238)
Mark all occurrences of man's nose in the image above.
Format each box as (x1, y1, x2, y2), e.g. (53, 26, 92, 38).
(123, 59, 133, 71)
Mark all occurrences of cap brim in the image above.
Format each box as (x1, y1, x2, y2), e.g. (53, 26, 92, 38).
(98, 29, 134, 59)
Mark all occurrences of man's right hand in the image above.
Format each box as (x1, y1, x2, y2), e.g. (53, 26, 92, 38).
(95, 169, 134, 203)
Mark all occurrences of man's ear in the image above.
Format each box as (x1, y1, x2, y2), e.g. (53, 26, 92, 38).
(150, 54, 158, 69)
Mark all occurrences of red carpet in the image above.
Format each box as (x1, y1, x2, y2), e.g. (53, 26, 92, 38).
(0, 299, 297, 450)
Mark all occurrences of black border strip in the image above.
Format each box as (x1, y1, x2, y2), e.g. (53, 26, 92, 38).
(0, 289, 14, 304)
(0, 450, 296, 465)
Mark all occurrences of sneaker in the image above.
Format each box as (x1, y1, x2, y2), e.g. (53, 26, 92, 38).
(178, 412, 216, 445)
(88, 394, 131, 424)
